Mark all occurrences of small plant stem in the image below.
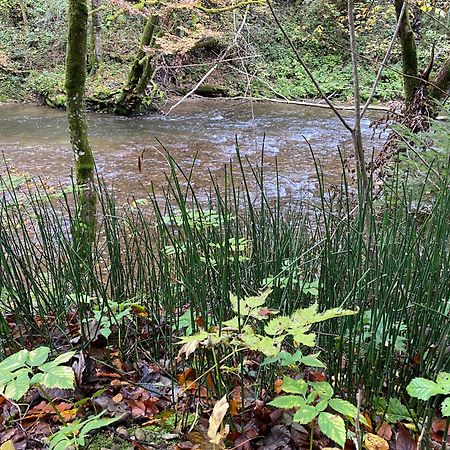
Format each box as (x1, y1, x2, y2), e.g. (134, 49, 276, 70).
(355, 389, 362, 450)
(417, 416, 428, 450)
(36, 383, 68, 426)
(309, 419, 314, 450)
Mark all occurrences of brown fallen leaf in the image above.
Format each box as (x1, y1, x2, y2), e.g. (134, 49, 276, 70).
(113, 393, 124, 403)
(363, 432, 389, 450)
(396, 423, 416, 450)
(377, 422, 392, 441)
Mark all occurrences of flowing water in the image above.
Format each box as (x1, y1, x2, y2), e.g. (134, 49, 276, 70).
(0, 99, 380, 201)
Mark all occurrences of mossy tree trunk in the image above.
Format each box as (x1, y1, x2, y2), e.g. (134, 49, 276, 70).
(429, 58, 450, 103)
(65, 0, 96, 261)
(395, 0, 420, 105)
(90, 0, 102, 75)
(114, 15, 159, 116)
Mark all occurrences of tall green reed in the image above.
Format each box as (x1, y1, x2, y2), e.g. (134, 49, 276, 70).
(0, 148, 449, 422)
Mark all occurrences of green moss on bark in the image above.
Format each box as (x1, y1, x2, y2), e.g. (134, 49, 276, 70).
(65, 0, 96, 261)
(395, 0, 419, 104)
(114, 15, 159, 116)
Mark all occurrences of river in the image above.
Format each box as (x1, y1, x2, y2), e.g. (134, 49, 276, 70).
(0, 99, 380, 201)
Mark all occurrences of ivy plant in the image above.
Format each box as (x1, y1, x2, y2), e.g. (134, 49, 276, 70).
(407, 372, 450, 417)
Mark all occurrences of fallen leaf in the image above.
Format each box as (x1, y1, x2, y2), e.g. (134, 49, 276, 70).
(229, 398, 241, 416)
(208, 395, 229, 444)
(113, 393, 124, 403)
(274, 379, 283, 394)
(377, 422, 392, 441)
(0, 441, 15, 450)
(363, 432, 389, 450)
(396, 423, 416, 450)
(178, 368, 197, 392)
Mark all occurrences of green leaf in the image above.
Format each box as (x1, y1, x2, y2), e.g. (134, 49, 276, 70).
(40, 366, 75, 389)
(329, 399, 357, 418)
(441, 397, 450, 417)
(313, 399, 327, 412)
(100, 327, 112, 339)
(291, 331, 316, 347)
(241, 334, 281, 357)
(293, 404, 319, 424)
(39, 351, 76, 371)
(281, 376, 308, 395)
(79, 415, 119, 438)
(309, 382, 334, 399)
(27, 347, 50, 367)
(407, 378, 441, 400)
(3, 373, 31, 400)
(0, 350, 29, 371)
(299, 354, 326, 368)
(268, 395, 305, 409)
(318, 412, 346, 448)
(436, 373, 450, 394)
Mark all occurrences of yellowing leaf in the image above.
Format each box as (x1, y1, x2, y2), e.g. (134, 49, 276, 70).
(0, 440, 15, 450)
(208, 395, 229, 444)
(363, 432, 389, 450)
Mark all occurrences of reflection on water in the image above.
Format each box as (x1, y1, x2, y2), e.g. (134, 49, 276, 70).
(0, 99, 380, 200)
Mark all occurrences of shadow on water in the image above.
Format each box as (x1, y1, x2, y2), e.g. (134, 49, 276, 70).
(0, 98, 382, 201)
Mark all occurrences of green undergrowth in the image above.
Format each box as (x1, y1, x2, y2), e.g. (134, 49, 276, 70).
(0, 145, 449, 444)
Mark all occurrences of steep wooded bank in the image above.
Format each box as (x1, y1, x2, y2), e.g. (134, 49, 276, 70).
(1, 0, 448, 113)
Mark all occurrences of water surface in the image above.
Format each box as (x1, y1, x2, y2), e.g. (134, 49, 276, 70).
(0, 99, 380, 200)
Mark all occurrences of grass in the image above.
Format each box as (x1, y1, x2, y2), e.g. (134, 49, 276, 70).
(1, 149, 449, 438)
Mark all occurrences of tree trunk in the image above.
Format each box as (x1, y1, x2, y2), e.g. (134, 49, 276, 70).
(114, 15, 159, 116)
(429, 58, 450, 103)
(395, 0, 419, 105)
(90, 0, 102, 75)
(65, 0, 96, 260)
(19, 1, 29, 32)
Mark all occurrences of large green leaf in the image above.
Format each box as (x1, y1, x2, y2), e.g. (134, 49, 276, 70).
(299, 354, 326, 368)
(329, 399, 357, 418)
(281, 376, 308, 395)
(441, 397, 450, 417)
(309, 382, 334, 399)
(291, 331, 316, 347)
(318, 412, 346, 448)
(39, 351, 76, 371)
(407, 378, 441, 400)
(268, 395, 305, 409)
(3, 373, 31, 400)
(0, 350, 29, 372)
(27, 347, 50, 367)
(41, 366, 75, 389)
(293, 405, 318, 424)
(241, 334, 281, 357)
(436, 373, 450, 394)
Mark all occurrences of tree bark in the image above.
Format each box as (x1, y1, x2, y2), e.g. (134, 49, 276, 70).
(429, 58, 450, 103)
(65, 0, 96, 259)
(395, 0, 420, 105)
(114, 15, 159, 116)
(90, 0, 102, 75)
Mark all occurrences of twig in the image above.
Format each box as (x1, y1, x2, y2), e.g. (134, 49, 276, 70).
(361, 1, 406, 118)
(416, 416, 428, 450)
(266, 0, 353, 133)
(165, 6, 250, 115)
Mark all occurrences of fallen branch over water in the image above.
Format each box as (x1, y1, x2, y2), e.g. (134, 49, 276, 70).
(229, 95, 391, 112)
